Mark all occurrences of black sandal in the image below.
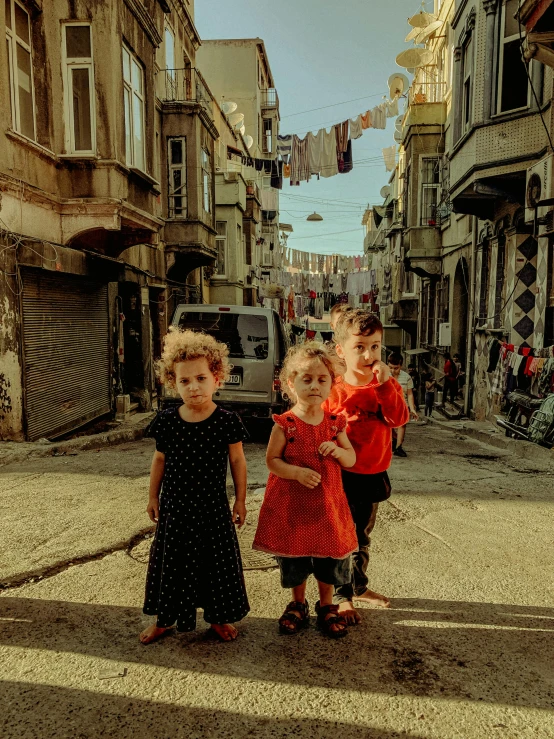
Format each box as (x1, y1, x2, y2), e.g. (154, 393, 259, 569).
(278, 600, 310, 635)
(315, 601, 348, 639)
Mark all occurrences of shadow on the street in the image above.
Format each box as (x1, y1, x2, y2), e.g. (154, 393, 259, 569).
(1, 596, 553, 711)
(0, 680, 426, 739)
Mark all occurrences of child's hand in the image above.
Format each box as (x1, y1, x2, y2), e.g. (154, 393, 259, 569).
(146, 497, 159, 523)
(295, 467, 322, 489)
(410, 409, 419, 421)
(318, 441, 341, 459)
(372, 360, 391, 384)
(232, 500, 247, 528)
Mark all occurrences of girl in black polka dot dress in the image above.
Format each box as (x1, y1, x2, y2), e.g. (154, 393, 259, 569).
(140, 329, 250, 644)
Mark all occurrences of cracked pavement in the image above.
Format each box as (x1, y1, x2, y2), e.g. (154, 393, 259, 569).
(1, 424, 553, 738)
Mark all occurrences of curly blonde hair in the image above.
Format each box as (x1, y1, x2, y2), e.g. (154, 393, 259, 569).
(156, 328, 232, 388)
(280, 341, 342, 400)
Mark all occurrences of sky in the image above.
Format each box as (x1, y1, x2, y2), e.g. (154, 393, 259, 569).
(194, 0, 428, 256)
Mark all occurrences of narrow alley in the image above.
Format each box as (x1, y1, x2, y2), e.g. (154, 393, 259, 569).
(1, 423, 552, 739)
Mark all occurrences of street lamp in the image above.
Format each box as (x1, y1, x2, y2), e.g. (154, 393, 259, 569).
(306, 212, 323, 221)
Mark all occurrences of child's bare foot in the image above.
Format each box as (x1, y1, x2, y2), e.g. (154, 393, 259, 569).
(353, 589, 391, 608)
(337, 601, 362, 624)
(210, 623, 238, 642)
(139, 624, 171, 644)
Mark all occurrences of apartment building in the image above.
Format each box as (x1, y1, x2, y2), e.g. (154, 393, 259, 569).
(197, 39, 281, 303)
(0, 0, 224, 441)
(366, 0, 554, 421)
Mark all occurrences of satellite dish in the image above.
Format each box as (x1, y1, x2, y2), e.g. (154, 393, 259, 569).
(380, 186, 391, 199)
(407, 68, 415, 74)
(228, 112, 244, 127)
(404, 27, 421, 42)
(415, 20, 444, 44)
(243, 135, 253, 149)
(408, 11, 437, 28)
(388, 73, 410, 98)
(394, 129, 403, 143)
(395, 115, 403, 131)
(239, 124, 246, 136)
(222, 101, 238, 115)
(395, 48, 435, 69)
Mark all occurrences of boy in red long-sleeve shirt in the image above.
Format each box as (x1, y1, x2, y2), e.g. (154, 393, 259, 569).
(323, 309, 408, 624)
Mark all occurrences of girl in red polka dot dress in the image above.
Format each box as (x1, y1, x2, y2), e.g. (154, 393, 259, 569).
(253, 342, 357, 638)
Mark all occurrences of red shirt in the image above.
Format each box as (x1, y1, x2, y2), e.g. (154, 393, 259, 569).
(323, 377, 409, 475)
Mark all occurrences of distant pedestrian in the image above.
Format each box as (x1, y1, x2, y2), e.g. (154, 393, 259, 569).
(453, 353, 464, 397)
(253, 341, 357, 639)
(140, 329, 250, 645)
(424, 372, 437, 417)
(387, 352, 419, 458)
(407, 362, 421, 410)
(442, 353, 458, 405)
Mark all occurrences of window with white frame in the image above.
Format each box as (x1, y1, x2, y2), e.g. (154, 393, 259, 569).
(262, 118, 272, 153)
(168, 137, 186, 218)
(419, 157, 440, 226)
(462, 36, 473, 132)
(122, 45, 145, 171)
(5, 0, 35, 139)
(497, 0, 529, 113)
(201, 148, 211, 213)
(215, 221, 227, 276)
(62, 24, 95, 153)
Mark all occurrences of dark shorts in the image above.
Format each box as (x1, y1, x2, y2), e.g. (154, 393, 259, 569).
(341, 469, 391, 503)
(276, 556, 352, 589)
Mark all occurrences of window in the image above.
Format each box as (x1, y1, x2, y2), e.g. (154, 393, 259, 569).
(177, 311, 269, 360)
(462, 36, 473, 131)
(5, 0, 35, 139)
(237, 223, 243, 268)
(262, 118, 272, 154)
(201, 148, 211, 213)
(122, 45, 145, 170)
(436, 275, 450, 331)
(62, 24, 95, 153)
(168, 137, 186, 218)
(419, 157, 440, 226)
(164, 25, 176, 97)
(497, 0, 529, 113)
(215, 221, 227, 276)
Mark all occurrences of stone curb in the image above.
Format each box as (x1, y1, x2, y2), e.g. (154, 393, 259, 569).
(428, 417, 554, 466)
(0, 414, 155, 467)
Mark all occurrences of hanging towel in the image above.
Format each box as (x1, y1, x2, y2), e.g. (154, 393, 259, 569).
(349, 115, 363, 140)
(319, 128, 339, 178)
(382, 145, 396, 172)
(290, 134, 311, 185)
(335, 121, 349, 153)
(277, 134, 293, 163)
(361, 110, 372, 129)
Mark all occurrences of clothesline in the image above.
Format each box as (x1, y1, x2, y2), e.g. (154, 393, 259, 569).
(488, 338, 554, 399)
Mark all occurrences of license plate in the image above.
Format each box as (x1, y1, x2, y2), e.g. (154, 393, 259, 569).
(226, 374, 241, 385)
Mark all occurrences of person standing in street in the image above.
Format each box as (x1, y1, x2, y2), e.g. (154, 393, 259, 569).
(387, 352, 419, 458)
(442, 353, 458, 405)
(324, 309, 409, 623)
(424, 372, 437, 417)
(254, 342, 357, 639)
(407, 363, 420, 411)
(140, 329, 250, 644)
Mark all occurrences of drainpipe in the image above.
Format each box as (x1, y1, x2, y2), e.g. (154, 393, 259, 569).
(482, 0, 499, 121)
(464, 217, 479, 418)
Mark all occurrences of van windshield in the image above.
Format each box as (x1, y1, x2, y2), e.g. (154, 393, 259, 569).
(178, 312, 269, 359)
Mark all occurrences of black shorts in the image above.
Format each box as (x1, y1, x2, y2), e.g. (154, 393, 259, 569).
(276, 556, 352, 589)
(341, 470, 392, 503)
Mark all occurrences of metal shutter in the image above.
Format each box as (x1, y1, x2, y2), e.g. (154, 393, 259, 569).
(21, 269, 111, 441)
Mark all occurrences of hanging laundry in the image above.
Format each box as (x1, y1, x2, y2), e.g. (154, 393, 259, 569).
(361, 110, 372, 129)
(306, 330, 317, 340)
(290, 134, 311, 185)
(283, 163, 291, 178)
(254, 158, 264, 171)
(386, 98, 399, 117)
(319, 128, 339, 178)
(263, 159, 272, 174)
(371, 104, 386, 129)
(335, 121, 349, 153)
(287, 288, 295, 321)
(340, 139, 353, 174)
(291, 324, 305, 337)
(271, 159, 283, 189)
(349, 115, 363, 140)
(382, 145, 396, 172)
(307, 130, 324, 177)
(277, 134, 293, 163)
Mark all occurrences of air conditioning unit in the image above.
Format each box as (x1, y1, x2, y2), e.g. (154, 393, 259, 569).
(438, 322, 451, 346)
(525, 154, 553, 224)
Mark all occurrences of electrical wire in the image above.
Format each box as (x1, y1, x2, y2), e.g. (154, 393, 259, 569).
(280, 91, 388, 119)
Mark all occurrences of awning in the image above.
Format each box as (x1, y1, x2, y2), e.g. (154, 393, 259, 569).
(405, 348, 431, 355)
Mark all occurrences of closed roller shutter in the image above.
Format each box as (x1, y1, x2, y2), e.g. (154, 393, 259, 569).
(22, 269, 111, 441)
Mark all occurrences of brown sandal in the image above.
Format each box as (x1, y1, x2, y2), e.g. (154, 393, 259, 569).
(278, 600, 310, 635)
(315, 601, 348, 639)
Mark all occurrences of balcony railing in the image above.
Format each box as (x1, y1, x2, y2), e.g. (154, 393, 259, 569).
(159, 68, 214, 118)
(408, 81, 446, 105)
(261, 88, 279, 109)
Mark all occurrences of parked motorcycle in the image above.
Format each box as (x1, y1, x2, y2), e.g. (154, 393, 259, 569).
(495, 391, 554, 448)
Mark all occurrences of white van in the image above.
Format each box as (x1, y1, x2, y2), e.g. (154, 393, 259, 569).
(168, 304, 289, 419)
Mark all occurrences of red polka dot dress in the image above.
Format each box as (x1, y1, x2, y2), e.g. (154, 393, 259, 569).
(253, 411, 357, 559)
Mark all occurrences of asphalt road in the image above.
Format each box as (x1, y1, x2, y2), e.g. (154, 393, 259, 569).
(1, 422, 553, 738)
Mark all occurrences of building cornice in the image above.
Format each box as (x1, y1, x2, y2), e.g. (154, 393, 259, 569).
(482, 0, 498, 15)
(124, 0, 163, 47)
(452, 0, 469, 28)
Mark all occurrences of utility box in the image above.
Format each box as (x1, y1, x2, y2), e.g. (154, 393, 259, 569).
(115, 394, 131, 420)
(438, 322, 451, 346)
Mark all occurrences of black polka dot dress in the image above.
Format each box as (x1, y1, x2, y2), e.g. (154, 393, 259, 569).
(143, 406, 250, 631)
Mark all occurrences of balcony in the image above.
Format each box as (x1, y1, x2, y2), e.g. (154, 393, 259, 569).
(408, 81, 446, 106)
(261, 88, 279, 110)
(159, 68, 215, 122)
(403, 226, 442, 278)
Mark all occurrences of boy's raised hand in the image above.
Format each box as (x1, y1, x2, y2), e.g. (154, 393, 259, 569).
(295, 467, 322, 489)
(372, 360, 391, 384)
